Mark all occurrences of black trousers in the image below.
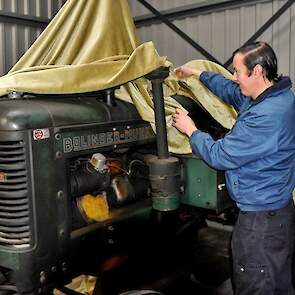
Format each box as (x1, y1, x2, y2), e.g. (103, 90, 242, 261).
(231, 201, 295, 295)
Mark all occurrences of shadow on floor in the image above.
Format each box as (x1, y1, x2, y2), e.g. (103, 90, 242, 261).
(120, 226, 234, 295)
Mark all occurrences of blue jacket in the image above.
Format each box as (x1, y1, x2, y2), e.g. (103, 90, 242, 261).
(190, 72, 295, 211)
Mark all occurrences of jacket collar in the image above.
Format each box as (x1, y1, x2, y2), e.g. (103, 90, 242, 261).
(251, 76, 292, 105)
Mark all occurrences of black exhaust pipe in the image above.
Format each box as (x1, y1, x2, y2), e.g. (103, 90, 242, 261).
(145, 67, 180, 212)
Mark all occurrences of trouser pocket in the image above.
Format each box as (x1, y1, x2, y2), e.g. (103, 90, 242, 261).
(231, 205, 295, 295)
(233, 262, 270, 295)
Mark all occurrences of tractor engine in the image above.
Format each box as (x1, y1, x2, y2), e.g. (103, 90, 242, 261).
(0, 76, 231, 294)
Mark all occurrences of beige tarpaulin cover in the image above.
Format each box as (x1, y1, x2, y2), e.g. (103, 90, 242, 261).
(0, 0, 237, 154)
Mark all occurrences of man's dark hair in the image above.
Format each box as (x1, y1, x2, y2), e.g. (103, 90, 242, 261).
(233, 41, 278, 81)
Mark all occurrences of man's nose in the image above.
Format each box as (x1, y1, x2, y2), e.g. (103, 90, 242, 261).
(232, 72, 238, 82)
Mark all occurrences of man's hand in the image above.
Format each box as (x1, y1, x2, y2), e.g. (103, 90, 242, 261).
(174, 66, 202, 78)
(172, 108, 198, 137)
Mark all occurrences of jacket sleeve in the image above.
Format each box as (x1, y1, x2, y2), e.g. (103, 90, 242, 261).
(200, 72, 248, 111)
(190, 112, 279, 170)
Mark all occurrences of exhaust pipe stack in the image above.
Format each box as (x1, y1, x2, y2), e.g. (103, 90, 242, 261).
(145, 67, 181, 212)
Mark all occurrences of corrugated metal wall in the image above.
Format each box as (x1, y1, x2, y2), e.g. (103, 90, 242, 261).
(129, 0, 214, 15)
(0, 0, 293, 81)
(130, 0, 295, 83)
(0, 0, 65, 75)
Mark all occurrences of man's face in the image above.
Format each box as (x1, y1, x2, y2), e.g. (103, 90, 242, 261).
(232, 53, 256, 98)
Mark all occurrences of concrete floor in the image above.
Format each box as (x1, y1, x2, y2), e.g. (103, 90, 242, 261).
(159, 225, 233, 295)
(55, 223, 234, 295)
(112, 224, 234, 295)
(190, 225, 233, 294)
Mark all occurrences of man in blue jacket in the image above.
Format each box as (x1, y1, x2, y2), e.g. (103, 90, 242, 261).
(173, 41, 295, 295)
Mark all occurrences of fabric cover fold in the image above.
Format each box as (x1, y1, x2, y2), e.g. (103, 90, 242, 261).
(0, 0, 237, 154)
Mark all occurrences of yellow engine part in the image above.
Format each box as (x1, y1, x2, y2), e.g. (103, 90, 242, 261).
(77, 193, 109, 222)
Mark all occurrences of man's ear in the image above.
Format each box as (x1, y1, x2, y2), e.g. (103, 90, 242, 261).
(253, 64, 263, 77)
